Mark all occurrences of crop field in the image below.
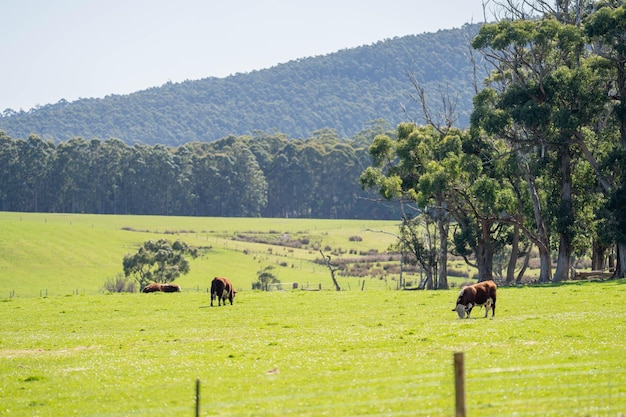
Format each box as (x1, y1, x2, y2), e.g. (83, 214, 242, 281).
(1, 212, 625, 416)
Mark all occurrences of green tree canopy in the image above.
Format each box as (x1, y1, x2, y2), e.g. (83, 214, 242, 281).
(122, 239, 198, 290)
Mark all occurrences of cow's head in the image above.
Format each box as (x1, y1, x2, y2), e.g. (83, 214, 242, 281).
(452, 288, 470, 318)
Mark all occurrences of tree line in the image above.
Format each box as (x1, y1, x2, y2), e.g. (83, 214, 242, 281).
(361, 0, 626, 286)
(0, 123, 398, 219)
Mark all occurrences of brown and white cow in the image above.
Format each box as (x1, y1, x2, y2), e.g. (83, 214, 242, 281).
(452, 280, 497, 319)
(142, 283, 181, 293)
(211, 276, 235, 306)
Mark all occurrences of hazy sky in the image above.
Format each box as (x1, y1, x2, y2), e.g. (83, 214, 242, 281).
(1, 0, 490, 112)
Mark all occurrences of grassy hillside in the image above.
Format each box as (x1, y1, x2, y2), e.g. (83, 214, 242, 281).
(0, 212, 401, 297)
(1, 282, 624, 416)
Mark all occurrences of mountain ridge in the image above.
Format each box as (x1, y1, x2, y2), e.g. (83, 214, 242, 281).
(0, 24, 485, 146)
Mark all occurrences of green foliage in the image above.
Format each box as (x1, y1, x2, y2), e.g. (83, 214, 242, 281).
(122, 239, 198, 289)
(0, 132, 398, 219)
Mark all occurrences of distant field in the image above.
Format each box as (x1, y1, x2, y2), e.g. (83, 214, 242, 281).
(0, 212, 402, 298)
(1, 281, 625, 416)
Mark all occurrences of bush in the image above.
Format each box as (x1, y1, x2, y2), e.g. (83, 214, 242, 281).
(103, 274, 137, 293)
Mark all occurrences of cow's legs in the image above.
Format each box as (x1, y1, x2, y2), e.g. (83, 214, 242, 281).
(484, 299, 492, 318)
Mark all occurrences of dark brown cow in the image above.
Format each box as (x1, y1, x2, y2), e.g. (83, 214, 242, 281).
(211, 276, 235, 306)
(142, 283, 181, 293)
(452, 280, 497, 319)
(160, 283, 181, 292)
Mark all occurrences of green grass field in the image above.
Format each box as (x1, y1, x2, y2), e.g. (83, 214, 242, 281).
(1, 212, 625, 416)
(1, 282, 625, 416)
(0, 212, 401, 297)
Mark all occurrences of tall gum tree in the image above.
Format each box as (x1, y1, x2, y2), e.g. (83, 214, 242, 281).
(450, 132, 523, 282)
(471, 1, 607, 281)
(360, 123, 454, 289)
(585, 0, 626, 278)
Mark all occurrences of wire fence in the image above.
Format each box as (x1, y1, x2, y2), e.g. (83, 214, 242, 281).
(188, 354, 625, 416)
(463, 360, 625, 416)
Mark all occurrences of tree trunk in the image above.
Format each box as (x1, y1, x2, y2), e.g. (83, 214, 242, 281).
(516, 243, 532, 283)
(522, 153, 552, 282)
(616, 242, 626, 279)
(320, 250, 341, 291)
(506, 221, 520, 284)
(437, 200, 449, 290)
(553, 146, 573, 282)
(476, 244, 494, 282)
(476, 220, 495, 282)
(553, 234, 572, 282)
(591, 239, 607, 271)
(420, 267, 434, 290)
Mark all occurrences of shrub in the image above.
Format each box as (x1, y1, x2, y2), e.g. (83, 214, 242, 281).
(103, 274, 137, 293)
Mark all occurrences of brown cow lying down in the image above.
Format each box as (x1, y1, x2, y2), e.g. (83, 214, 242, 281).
(453, 280, 497, 319)
(211, 276, 235, 306)
(142, 283, 181, 293)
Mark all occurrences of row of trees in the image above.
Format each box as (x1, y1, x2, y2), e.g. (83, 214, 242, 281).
(361, 0, 626, 287)
(0, 124, 398, 219)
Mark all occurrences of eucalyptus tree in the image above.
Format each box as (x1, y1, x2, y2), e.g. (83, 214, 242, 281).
(190, 139, 267, 217)
(585, 0, 626, 277)
(189, 150, 221, 216)
(15, 135, 55, 212)
(123, 239, 198, 290)
(361, 123, 459, 289)
(471, 0, 607, 281)
(315, 143, 360, 218)
(264, 141, 309, 217)
(449, 131, 523, 282)
(95, 138, 133, 214)
(0, 131, 19, 211)
(52, 137, 94, 213)
(226, 140, 268, 217)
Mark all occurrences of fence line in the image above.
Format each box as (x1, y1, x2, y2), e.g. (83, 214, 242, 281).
(191, 353, 624, 416)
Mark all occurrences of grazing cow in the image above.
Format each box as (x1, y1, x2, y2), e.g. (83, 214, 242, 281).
(452, 280, 497, 319)
(142, 283, 181, 293)
(211, 276, 235, 306)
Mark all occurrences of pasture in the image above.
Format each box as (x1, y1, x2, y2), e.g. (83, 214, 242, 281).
(0, 212, 402, 297)
(1, 212, 625, 415)
(1, 281, 625, 416)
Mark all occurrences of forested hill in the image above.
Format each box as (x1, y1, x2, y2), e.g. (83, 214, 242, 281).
(0, 24, 484, 146)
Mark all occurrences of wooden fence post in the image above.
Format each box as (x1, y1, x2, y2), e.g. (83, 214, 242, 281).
(454, 352, 466, 417)
(195, 378, 201, 417)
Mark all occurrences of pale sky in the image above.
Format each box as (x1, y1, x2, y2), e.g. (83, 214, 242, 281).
(0, 0, 490, 112)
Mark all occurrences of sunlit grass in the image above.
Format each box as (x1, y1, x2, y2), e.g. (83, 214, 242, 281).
(1, 280, 625, 416)
(0, 212, 400, 297)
